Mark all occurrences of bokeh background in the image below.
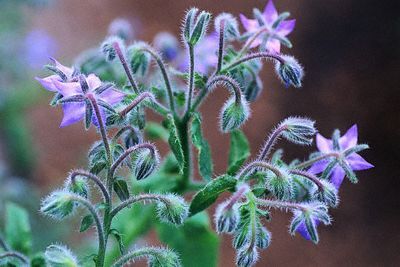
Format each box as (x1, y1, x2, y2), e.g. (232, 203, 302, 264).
(0, 0, 399, 266)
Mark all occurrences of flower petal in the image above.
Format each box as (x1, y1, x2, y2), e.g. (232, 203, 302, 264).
(54, 80, 82, 97)
(240, 14, 258, 32)
(36, 75, 60, 92)
(308, 160, 329, 174)
(60, 102, 86, 127)
(297, 219, 320, 241)
(91, 106, 107, 127)
(316, 134, 332, 153)
(330, 167, 346, 190)
(263, 0, 279, 24)
(266, 38, 281, 53)
(276, 19, 296, 36)
(98, 89, 126, 105)
(51, 58, 74, 78)
(86, 74, 102, 91)
(347, 153, 374, 171)
(339, 124, 358, 150)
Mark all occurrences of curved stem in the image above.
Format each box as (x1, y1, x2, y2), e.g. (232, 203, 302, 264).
(224, 184, 249, 211)
(238, 26, 269, 57)
(257, 124, 287, 161)
(192, 75, 243, 111)
(0, 235, 9, 251)
(140, 47, 176, 113)
(0, 252, 29, 265)
(289, 169, 324, 190)
(110, 143, 156, 176)
(112, 41, 139, 93)
(112, 247, 164, 267)
(118, 92, 154, 117)
(185, 44, 195, 113)
(110, 194, 168, 218)
(112, 125, 142, 143)
(293, 152, 340, 170)
(237, 161, 283, 180)
(88, 95, 111, 166)
(221, 52, 284, 73)
(70, 170, 110, 203)
(69, 195, 105, 267)
(216, 19, 225, 74)
(256, 197, 307, 211)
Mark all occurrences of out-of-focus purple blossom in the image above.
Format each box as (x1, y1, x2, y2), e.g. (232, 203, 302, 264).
(153, 32, 180, 62)
(108, 18, 134, 40)
(308, 125, 374, 189)
(240, 0, 295, 53)
(179, 34, 218, 74)
(24, 29, 57, 69)
(35, 59, 75, 92)
(298, 125, 373, 241)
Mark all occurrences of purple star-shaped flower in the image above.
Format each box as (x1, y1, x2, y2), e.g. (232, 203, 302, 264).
(35, 58, 75, 92)
(308, 124, 374, 189)
(297, 125, 373, 241)
(240, 0, 295, 53)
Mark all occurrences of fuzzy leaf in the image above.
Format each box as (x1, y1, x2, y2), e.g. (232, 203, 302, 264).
(110, 228, 125, 256)
(145, 122, 169, 142)
(5, 202, 32, 254)
(165, 115, 184, 173)
(113, 178, 130, 201)
(189, 175, 237, 215)
(80, 214, 94, 232)
(191, 113, 213, 181)
(227, 130, 250, 175)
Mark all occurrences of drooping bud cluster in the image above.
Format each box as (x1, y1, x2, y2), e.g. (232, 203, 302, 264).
(40, 190, 75, 220)
(156, 194, 189, 225)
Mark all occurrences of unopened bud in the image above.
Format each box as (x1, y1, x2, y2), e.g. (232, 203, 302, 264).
(44, 244, 78, 267)
(156, 194, 189, 225)
(215, 201, 240, 233)
(215, 13, 240, 40)
(108, 18, 134, 40)
(131, 146, 160, 180)
(236, 246, 259, 267)
(265, 168, 293, 200)
(183, 8, 211, 46)
(40, 190, 75, 220)
(65, 175, 89, 199)
(280, 117, 316, 145)
(101, 36, 125, 61)
(275, 55, 304, 88)
(127, 42, 151, 76)
(220, 96, 250, 133)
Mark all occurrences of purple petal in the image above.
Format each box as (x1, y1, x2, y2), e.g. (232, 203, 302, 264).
(263, 0, 278, 24)
(308, 160, 329, 174)
(98, 89, 126, 105)
(51, 58, 74, 78)
(240, 14, 258, 32)
(347, 153, 374, 171)
(91, 106, 107, 127)
(297, 220, 320, 241)
(330, 167, 346, 190)
(60, 102, 86, 127)
(339, 124, 358, 150)
(276, 19, 296, 36)
(316, 134, 333, 153)
(35, 75, 60, 92)
(266, 38, 281, 53)
(54, 80, 82, 97)
(86, 74, 102, 90)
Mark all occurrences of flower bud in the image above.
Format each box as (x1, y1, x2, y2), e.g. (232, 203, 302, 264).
(275, 55, 304, 88)
(183, 8, 211, 46)
(156, 194, 189, 225)
(220, 96, 250, 133)
(215, 201, 240, 233)
(101, 36, 125, 61)
(280, 117, 316, 145)
(236, 246, 259, 267)
(256, 226, 271, 249)
(148, 248, 181, 267)
(65, 175, 89, 199)
(316, 179, 339, 207)
(127, 42, 151, 76)
(40, 190, 75, 220)
(131, 146, 160, 180)
(214, 13, 240, 40)
(108, 18, 134, 40)
(44, 244, 78, 267)
(265, 168, 293, 200)
(153, 32, 180, 62)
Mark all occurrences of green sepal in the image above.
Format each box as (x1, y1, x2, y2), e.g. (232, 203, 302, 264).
(113, 178, 130, 201)
(164, 115, 185, 173)
(79, 214, 94, 232)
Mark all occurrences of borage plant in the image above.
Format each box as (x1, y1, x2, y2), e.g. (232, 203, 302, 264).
(5, 1, 372, 266)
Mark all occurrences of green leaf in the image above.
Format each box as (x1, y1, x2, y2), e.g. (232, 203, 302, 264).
(80, 215, 94, 232)
(5, 202, 32, 254)
(113, 178, 130, 201)
(191, 113, 213, 181)
(227, 129, 250, 175)
(145, 122, 169, 142)
(189, 175, 237, 215)
(156, 212, 219, 267)
(165, 115, 185, 173)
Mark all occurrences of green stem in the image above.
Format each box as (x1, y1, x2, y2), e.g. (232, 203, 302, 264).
(113, 41, 139, 93)
(176, 116, 192, 192)
(0, 252, 29, 265)
(221, 52, 284, 73)
(186, 45, 195, 113)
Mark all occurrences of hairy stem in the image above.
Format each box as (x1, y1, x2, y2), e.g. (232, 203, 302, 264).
(113, 41, 139, 93)
(216, 19, 225, 74)
(221, 52, 284, 73)
(224, 184, 249, 211)
(289, 169, 324, 190)
(0, 252, 29, 265)
(119, 92, 153, 117)
(70, 170, 110, 204)
(237, 161, 283, 180)
(256, 197, 307, 211)
(112, 247, 163, 267)
(186, 45, 195, 113)
(176, 117, 192, 192)
(110, 194, 169, 218)
(257, 124, 287, 161)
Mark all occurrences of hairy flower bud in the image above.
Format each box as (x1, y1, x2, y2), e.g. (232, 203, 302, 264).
(156, 194, 189, 225)
(265, 168, 293, 200)
(183, 8, 211, 46)
(131, 146, 160, 180)
(316, 180, 339, 207)
(215, 201, 240, 233)
(220, 96, 250, 133)
(236, 246, 259, 267)
(101, 36, 125, 61)
(65, 175, 89, 199)
(275, 55, 304, 88)
(127, 42, 151, 76)
(215, 13, 240, 40)
(256, 226, 271, 249)
(44, 244, 78, 267)
(147, 248, 181, 267)
(280, 117, 316, 145)
(154, 32, 180, 62)
(108, 18, 134, 40)
(40, 190, 75, 220)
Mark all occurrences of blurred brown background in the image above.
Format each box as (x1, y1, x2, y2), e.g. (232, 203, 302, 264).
(18, 0, 400, 266)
